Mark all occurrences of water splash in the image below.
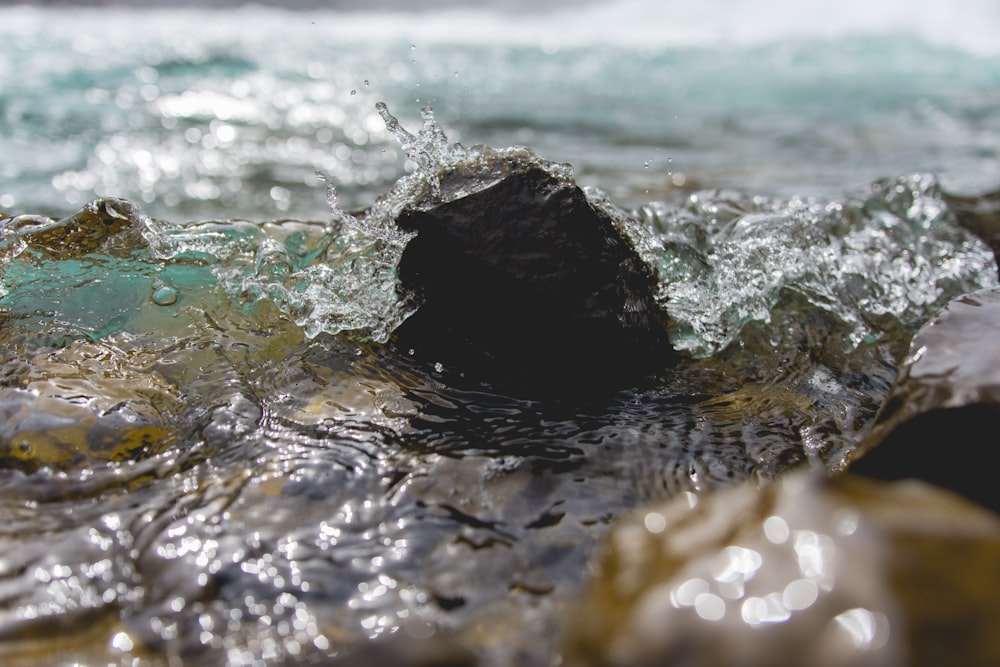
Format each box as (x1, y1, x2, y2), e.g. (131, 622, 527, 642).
(273, 102, 577, 341)
(0, 105, 574, 347)
(626, 173, 998, 358)
(376, 103, 448, 200)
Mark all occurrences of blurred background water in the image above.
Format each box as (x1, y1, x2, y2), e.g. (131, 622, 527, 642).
(2, 0, 999, 221)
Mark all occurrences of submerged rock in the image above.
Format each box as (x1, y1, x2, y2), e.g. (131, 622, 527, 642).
(848, 286, 1000, 511)
(390, 166, 674, 396)
(562, 472, 1000, 667)
(1, 197, 150, 261)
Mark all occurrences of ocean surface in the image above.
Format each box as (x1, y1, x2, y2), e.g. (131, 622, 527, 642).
(1, 1, 999, 666)
(2, 0, 1000, 220)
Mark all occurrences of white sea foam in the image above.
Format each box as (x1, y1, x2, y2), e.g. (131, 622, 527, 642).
(270, 0, 1000, 55)
(2, 1, 998, 55)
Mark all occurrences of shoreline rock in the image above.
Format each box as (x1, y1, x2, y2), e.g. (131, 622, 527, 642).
(848, 286, 1000, 512)
(389, 166, 675, 396)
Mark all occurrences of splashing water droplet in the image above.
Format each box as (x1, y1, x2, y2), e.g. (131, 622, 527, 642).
(375, 102, 448, 199)
(376, 103, 416, 153)
(315, 172, 360, 235)
(418, 106, 448, 152)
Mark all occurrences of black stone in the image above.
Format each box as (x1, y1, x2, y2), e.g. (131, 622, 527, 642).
(850, 403, 999, 512)
(850, 287, 1000, 512)
(389, 167, 674, 397)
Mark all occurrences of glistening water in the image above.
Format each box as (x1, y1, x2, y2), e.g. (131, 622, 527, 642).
(1, 2, 999, 665)
(3, 1, 1000, 220)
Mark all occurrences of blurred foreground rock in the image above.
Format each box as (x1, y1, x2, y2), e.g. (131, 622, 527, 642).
(563, 286, 1000, 667)
(561, 472, 1000, 667)
(390, 167, 673, 396)
(848, 286, 1000, 511)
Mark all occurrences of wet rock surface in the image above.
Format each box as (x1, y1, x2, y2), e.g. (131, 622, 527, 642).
(947, 188, 1000, 279)
(562, 472, 1000, 667)
(849, 286, 1000, 511)
(390, 166, 674, 396)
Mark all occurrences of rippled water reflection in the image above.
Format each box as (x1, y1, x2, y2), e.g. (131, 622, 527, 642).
(0, 309, 902, 665)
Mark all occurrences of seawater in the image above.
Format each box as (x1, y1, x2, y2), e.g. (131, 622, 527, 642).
(1, 2, 1000, 666)
(2, 1, 999, 220)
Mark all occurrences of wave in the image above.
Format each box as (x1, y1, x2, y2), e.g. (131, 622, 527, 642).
(3, 104, 994, 362)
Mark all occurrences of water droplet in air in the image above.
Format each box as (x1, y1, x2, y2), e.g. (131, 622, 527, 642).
(364, 79, 370, 87)
(350, 90, 357, 96)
